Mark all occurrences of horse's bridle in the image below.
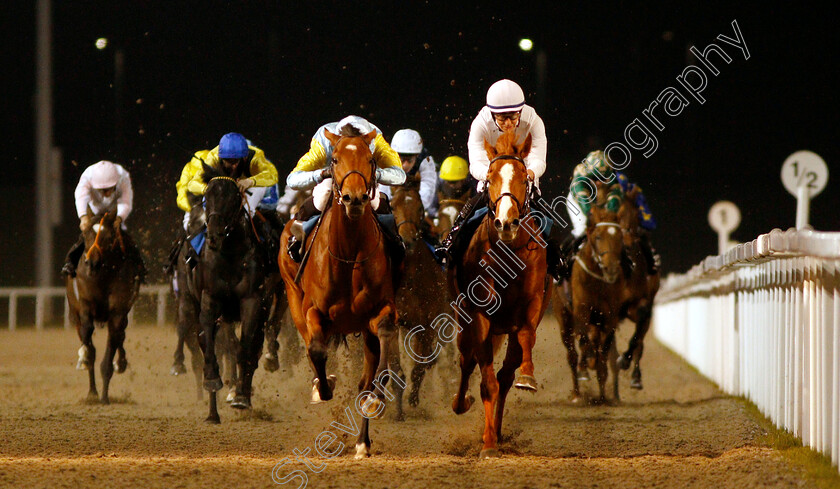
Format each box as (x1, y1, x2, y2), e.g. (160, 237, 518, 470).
(330, 153, 377, 204)
(206, 176, 245, 243)
(578, 221, 622, 283)
(486, 154, 531, 218)
(84, 212, 125, 262)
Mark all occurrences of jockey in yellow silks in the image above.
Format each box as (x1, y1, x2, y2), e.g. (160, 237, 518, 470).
(284, 115, 406, 262)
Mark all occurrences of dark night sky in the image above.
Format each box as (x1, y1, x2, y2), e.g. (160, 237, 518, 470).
(2, 1, 838, 286)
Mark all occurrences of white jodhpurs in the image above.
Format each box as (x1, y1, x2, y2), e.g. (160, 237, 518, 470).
(566, 191, 587, 238)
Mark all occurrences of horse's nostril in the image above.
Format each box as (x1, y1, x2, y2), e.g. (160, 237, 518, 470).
(361, 194, 370, 201)
(342, 194, 351, 203)
(512, 219, 520, 227)
(494, 219, 502, 229)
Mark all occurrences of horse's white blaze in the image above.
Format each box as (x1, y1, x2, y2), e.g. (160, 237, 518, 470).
(345, 144, 357, 151)
(496, 163, 516, 222)
(441, 205, 459, 225)
(608, 226, 617, 235)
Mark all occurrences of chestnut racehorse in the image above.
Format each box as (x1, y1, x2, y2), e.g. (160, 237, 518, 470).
(554, 205, 624, 403)
(450, 131, 550, 458)
(616, 187, 660, 389)
(278, 126, 401, 459)
(390, 181, 449, 418)
(436, 185, 473, 240)
(66, 210, 142, 404)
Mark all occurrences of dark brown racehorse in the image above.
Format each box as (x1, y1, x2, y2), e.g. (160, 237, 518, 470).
(196, 163, 274, 423)
(616, 187, 660, 389)
(450, 131, 550, 458)
(554, 205, 624, 403)
(66, 210, 142, 404)
(390, 180, 449, 418)
(278, 126, 401, 458)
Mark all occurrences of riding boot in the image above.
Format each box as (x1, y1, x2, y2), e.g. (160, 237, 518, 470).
(557, 234, 585, 280)
(434, 191, 486, 265)
(61, 236, 85, 278)
(287, 197, 320, 262)
(164, 231, 186, 276)
(374, 195, 406, 269)
(639, 232, 659, 275)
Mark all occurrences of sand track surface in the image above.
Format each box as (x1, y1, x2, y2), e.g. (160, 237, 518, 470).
(0, 317, 808, 488)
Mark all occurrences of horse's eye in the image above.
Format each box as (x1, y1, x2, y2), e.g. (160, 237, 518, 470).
(331, 157, 337, 164)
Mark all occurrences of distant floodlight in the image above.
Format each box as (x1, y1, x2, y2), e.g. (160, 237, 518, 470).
(95, 38, 109, 50)
(518, 38, 533, 51)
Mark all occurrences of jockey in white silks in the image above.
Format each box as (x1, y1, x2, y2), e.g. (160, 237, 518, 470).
(61, 160, 146, 280)
(434, 79, 563, 279)
(377, 128, 439, 217)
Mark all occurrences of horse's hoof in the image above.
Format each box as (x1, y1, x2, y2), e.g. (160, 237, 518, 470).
(354, 443, 370, 460)
(231, 395, 251, 410)
(225, 390, 236, 403)
(205, 415, 221, 424)
(616, 354, 631, 370)
(310, 375, 337, 404)
(514, 375, 538, 392)
(263, 354, 280, 373)
(452, 394, 474, 414)
(76, 359, 91, 370)
(358, 394, 385, 419)
(170, 363, 187, 376)
(114, 359, 128, 374)
(394, 410, 405, 422)
(479, 448, 501, 459)
(570, 394, 583, 404)
(630, 378, 643, 390)
(100, 397, 110, 406)
(577, 370, 590, 382)
(204, 377, 224, 393)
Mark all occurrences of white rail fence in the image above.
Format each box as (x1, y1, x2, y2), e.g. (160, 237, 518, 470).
(0, 284, 170, 330)
(653, 228, 840, 470)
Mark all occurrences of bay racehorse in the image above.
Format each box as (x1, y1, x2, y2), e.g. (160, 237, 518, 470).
(390, 180, 449, 418)
(278, 126, 402, 458)
(554, 205, 624, 403)
(195, 163, 275, 423)
(615, 186, 660, 389)
(450, 131, 551, 458)
(65, 210, 142, 404)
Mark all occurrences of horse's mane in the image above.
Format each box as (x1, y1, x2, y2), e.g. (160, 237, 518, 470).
(337, 124, 364, 138)
(494, 130, 520, 155)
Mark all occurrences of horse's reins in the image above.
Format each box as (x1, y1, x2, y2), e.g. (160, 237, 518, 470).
(576, 222, 622, 284)
(84, 213, 125, 262)
(206, 176, 263, 244)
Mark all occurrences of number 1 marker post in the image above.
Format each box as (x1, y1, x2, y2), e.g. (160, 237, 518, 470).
(708, 201, 740, 255)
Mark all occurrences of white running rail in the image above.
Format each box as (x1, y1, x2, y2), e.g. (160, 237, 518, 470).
(654, 227, 840, 470)
(0, 284, 170, 331)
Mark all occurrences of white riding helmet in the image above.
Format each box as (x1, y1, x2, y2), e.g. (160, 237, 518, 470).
(335, 115, 374, 135)
(89, 160, 121, 189)
(390, 129, 423, 154)
(486, 79, 525, 113)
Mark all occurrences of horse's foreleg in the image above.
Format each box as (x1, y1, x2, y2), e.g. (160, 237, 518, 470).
(495, 334, 523, 440)
(354, 332, 380, 459)
(100, 315, 126, 405)
(559, 310, 581, 401)
(305, 307, 333, 403)
(594, 328, 614, 404)
(630, 303, 652, 390)
(263, 292, 283, 372)
(199, 296, 222, 423)
(477, 338, 500, 458)
(171, 295, 192, 376)
(75, 313, 98, 400)
(609, 332, 620, 402)
(369, 304, 402, 421)
(408, 325, 436, 408)
(233, 298, 264, 410)
(452, 322, 478, 415)
(514, 325, 538, 392)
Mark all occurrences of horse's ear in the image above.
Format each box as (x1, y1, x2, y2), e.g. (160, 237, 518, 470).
(517, 133, 532, 158)
(484, 139, 497, 160)
(324, 129, 341, 147)
(362, 129, 377, 147)
(201, 162, 214, 184)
